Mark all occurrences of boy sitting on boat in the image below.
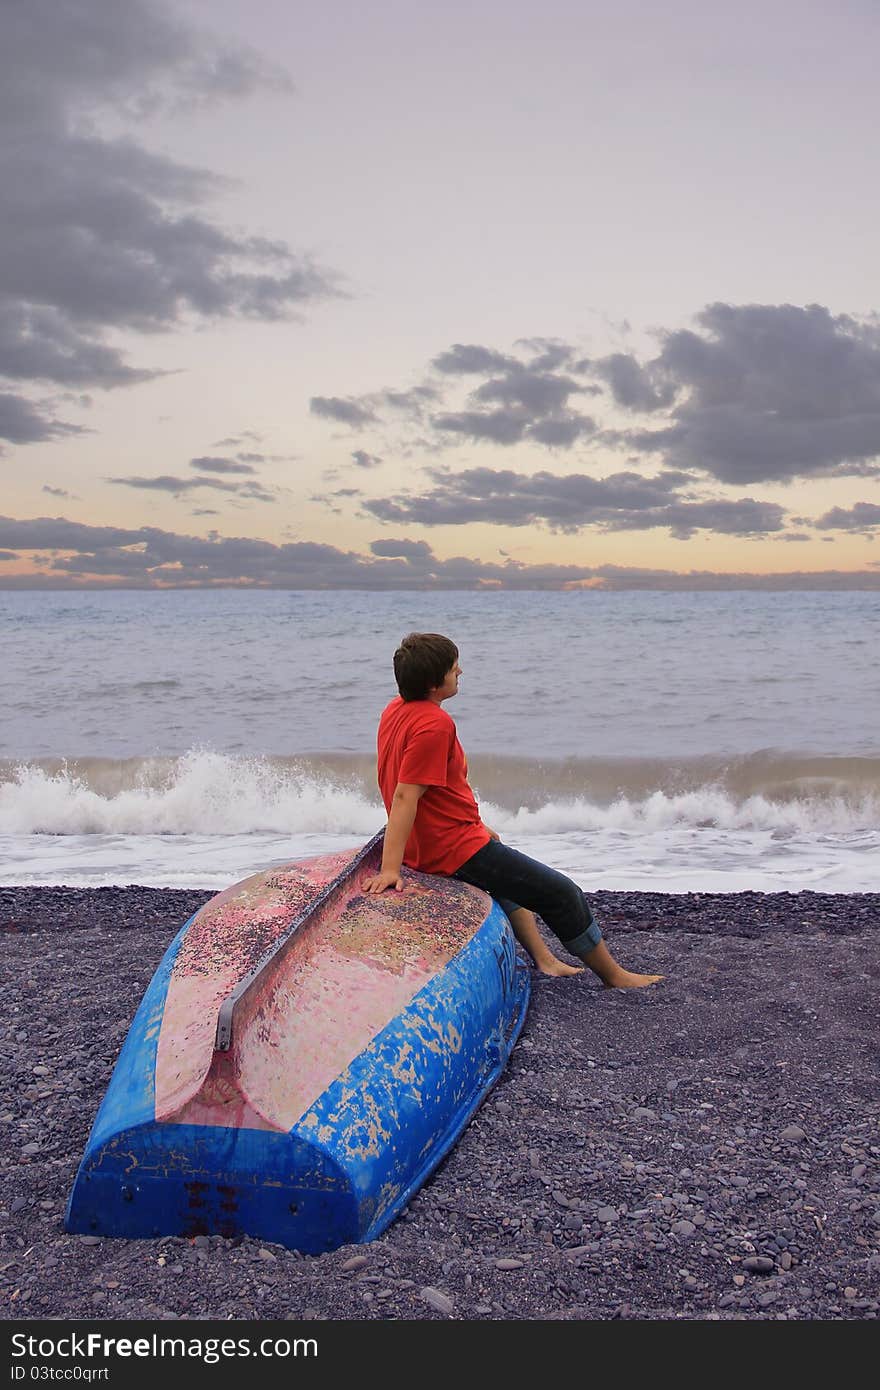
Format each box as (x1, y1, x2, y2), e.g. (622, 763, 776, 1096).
(363, 632, 662, 988)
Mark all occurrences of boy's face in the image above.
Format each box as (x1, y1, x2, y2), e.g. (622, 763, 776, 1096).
(430, 661, 462, 703)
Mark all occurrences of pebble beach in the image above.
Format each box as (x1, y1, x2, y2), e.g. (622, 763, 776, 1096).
(2, 885, 878, 1322)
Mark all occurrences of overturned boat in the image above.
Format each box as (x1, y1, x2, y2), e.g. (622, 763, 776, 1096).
(65, 832, 530, 1254)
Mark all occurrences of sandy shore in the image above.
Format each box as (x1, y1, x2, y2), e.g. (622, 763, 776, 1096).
(1, 886, 878, 1322)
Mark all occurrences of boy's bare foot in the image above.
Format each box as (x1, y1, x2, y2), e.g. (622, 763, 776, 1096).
(577, 939, 663, 988)
(602, 969, 664, 989)
(535, 958, 584, 977)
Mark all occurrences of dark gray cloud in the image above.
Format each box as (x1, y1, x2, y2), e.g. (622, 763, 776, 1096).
(108, 474, 241, 494)
(107, 472, 277, 503)
(429, 358, 596, 449)
(622, 410, 880, 486)
(352, 450, 382, 469)
(369, 538, 434, 564)
(814, 502, 880, 531)
(0, 517, 147, 550)
(234, 482, 277, 503)
(42, 485, 76, 499)
(212, 432, 262, 447)
(382, 387, 440, 414)
(315, 307, 880, 486)
(310, 342, 597, 462)
(1, 0, 291, 126)
(0, 304, 160, 389)
(431, 344, 520, 375)
(3, 514, 878, 590)
(0, 392, 85, 444)
(593, 352, 674, 412)
(617, 302, 880, 483)
(528, 415, 596, 447)
(601, 498, 786, 540)
(314, 338, 605, 459)
(0, 551, 18, 561)
(430, 410, 530, 446)
(1, 0, 338, 444)
(515, 338, 576, 372)
(189, 456, 257, 475)
(362, 466, 775, 536)
(472, 368, 583, 415)
(310, 396, 378, 426)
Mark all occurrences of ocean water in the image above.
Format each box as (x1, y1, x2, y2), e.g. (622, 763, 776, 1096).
(1, 588, 879, 892)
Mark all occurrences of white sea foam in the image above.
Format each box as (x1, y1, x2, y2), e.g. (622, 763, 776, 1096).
(2, 823, 877, 891)
(1, 750, 879, 889)
(2, 750, 878, 837)
(0, 752, 382, 836)
(480, 786, 880, 835)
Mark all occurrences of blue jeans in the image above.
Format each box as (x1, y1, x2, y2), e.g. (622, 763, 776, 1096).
(451, 839, 603, 957)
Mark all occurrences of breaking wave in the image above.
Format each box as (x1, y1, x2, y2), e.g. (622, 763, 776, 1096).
(1, 748, 878, 836)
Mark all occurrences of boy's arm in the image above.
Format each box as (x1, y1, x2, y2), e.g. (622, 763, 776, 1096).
(362, 782, 426, 893)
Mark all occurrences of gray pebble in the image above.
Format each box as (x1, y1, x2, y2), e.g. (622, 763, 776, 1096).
(341, 1254, 369, 1272)
(743, 1257, 775, 1274)
(596, 1206, 618, 1223)
(420, 1286, 454, 1315)
(779, 1125, 807, 1142)
(671, 1220, 696, 1237)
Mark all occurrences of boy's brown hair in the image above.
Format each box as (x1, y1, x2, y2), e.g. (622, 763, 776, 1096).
(393, 632, 459, 702)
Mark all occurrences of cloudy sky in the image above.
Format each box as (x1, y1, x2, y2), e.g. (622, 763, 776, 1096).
(2, 0, 880, 589)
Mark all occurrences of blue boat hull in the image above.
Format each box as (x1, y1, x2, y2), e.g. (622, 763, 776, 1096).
(66, 887, 529, 1253)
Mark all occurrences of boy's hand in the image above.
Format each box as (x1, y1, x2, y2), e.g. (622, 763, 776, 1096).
(362, 868, 405, 894)
(484, 825, 502, 841)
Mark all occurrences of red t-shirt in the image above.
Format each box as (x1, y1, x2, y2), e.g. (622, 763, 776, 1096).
(377, 696, 491, 875)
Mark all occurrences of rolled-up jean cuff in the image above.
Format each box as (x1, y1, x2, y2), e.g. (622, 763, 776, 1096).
(564, 919, 603, 954)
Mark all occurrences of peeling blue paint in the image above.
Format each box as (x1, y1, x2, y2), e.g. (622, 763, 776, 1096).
(65, 899, 529, 1254)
